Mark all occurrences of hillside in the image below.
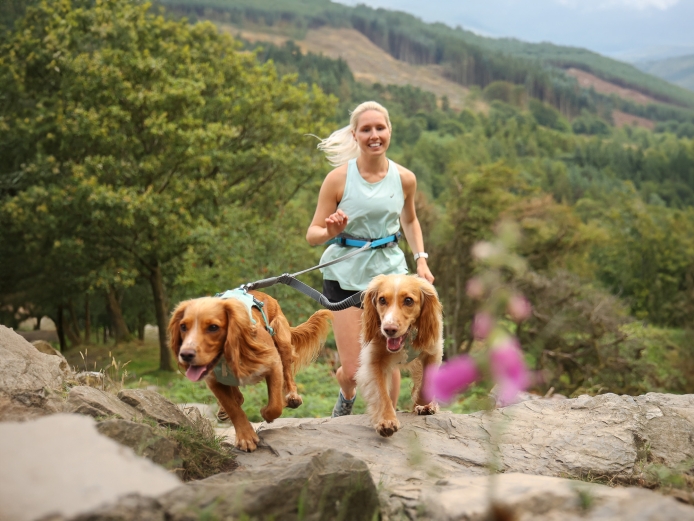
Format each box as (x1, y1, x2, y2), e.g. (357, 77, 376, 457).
(162, 0, 694, 118)
(636, 54, 694, 93)
(227, 26, 474, 111)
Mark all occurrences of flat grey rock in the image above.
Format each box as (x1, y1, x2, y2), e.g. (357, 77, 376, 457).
(230, 393, 694, 519)
(0, 414, 180, 521)
(68, 385, 141, 421)
(118, 389, 192, 428)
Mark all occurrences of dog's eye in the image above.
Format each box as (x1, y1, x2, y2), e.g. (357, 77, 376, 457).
(404, 297, 414, 306)
(378, 296, 387, 305)
(207, 324, 220, 332)
(180, 323, 187, 332)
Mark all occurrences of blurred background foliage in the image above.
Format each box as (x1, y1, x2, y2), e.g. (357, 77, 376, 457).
(1, 0, 694, 406)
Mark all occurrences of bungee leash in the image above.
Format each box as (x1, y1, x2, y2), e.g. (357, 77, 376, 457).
(236, 232, 401, 311)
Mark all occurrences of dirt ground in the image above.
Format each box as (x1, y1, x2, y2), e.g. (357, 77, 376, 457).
(564, 67, 660, 106)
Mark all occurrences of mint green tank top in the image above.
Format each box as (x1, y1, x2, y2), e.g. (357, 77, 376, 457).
(320, 158, 408, 291)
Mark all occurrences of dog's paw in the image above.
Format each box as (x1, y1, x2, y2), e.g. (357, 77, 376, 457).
(285, 392, 303, 409)
(260, 405, 282, 423)
(235, 431, 260, 452)
(375, 418, 400, 438)
(415, 402, 439, 416)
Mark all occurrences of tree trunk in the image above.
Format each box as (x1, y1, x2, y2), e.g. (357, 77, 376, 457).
(55, 306, 66, 352)
(137, 312, 146, 342)
(33, 316, 41, 331)
(84, 294, 91, 345)
(106, 286, 130, 344)
(149, 263, 173, 371)
(66, 300, 82, 347)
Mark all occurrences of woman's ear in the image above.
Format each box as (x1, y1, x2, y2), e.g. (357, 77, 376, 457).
(168, 301, 188, 361)
(361, 276, 385, 343)
(413, 280, 443, 351)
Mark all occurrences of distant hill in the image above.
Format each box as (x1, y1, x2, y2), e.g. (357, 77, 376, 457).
(162, 0, 694, 109)
(635, 55, 694, 93)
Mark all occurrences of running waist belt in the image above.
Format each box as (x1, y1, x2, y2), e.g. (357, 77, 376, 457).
(324, 232, 401, 249)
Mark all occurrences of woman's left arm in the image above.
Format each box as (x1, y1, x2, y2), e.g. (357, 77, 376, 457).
(399, 167, 434, 284)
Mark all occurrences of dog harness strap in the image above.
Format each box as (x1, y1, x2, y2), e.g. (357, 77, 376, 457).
(213, 357, 240, 386)
(215, 288, 275, 337)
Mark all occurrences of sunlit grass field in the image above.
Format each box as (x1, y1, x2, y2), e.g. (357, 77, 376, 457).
(64, 338, 489, 422)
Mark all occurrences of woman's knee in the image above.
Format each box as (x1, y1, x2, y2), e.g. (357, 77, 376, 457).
(338, 362, 359, 382)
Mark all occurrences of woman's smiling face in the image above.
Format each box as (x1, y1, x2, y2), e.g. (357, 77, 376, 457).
(353, 109, 391, 158)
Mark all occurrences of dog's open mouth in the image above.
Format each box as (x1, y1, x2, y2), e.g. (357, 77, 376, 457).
(184, 354, 222, 382)
(386, 335, 406, 353)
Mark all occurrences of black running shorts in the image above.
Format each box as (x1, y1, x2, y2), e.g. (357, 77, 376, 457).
(322, 280, 364, 309)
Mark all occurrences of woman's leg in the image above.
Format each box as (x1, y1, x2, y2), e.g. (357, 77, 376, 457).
(332, 306, 362, 400)
(390, 368, 401, 409)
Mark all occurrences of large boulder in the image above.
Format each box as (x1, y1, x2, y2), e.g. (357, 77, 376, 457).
(56, 449, 380, 521)
(422, 472, 694, 521)
(228, 393, 694, 519)
(0, 414, 180, 521)
(95, 419, 182, 472)
(31, 339, 71, 376)
(0, 326, 68, 392)
(67, 386, 142, 421)
(0, 326, 69, 421)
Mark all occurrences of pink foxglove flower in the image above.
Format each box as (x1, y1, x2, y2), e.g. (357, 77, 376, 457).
(472, 312, 494, 340)
(423, 355, 479, 404)
(507, 294, 532, 322)
(490, 338, 530, 406)
(466, 277, 485, 300)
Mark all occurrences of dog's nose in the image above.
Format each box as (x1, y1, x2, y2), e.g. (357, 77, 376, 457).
(179, 349, 196, 363)
(383, 326, 398, 337)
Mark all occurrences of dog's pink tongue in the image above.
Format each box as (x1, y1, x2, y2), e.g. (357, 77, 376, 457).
(185, 365, 207, 382)
(387, 337, 405, 352)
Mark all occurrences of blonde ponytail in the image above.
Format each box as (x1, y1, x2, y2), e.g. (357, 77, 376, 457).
(317, 101, 392, 167)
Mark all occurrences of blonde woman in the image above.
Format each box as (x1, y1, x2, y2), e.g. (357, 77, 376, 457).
(306, 101, 434, 417)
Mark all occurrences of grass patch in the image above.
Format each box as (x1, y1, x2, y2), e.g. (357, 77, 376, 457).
(63, 339, 489, 421)
(166, 422, 237, 481)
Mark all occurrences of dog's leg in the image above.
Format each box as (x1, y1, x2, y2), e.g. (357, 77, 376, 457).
(208, 380, 259, 452)
(356, 344, 400, 437)
(260, 359, 285, 423)
(272, 315, 303, 409)
(412, 353, 440, 416)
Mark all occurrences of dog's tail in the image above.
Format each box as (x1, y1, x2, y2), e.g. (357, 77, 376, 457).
(290, 310, 333, 373)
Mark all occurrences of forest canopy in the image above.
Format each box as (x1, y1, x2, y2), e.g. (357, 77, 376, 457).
(1, 0, 693, 397)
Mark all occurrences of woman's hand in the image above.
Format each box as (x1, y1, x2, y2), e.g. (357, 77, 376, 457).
(416, 258, 435, 284)
(325, 209, 349, 239)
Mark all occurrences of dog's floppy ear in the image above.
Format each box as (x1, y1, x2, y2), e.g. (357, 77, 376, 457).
(362, 275, 385, 343)
(223, 299, 245, 380)
(413, 279, 443, 350)
(222, 299, 276, 379)
(168, 301, 188, 360)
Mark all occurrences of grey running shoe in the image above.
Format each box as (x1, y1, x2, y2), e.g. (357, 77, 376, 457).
(331, 390, 356, 418)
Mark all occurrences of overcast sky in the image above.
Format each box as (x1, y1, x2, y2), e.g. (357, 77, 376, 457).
(335, 0, 694, 62)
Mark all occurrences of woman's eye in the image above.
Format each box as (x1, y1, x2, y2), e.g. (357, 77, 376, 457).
(404, 297, 414, 306)
(180, 324, 187, 332)
(208, 324, 220, 332)
(378, 297, 387, 305)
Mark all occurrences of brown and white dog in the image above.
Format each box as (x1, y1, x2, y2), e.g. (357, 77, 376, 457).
(355, 274, 443, 437)
(168, 292, 331, 451)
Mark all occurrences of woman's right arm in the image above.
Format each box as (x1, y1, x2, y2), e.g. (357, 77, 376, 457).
(306, 166, 349, 246)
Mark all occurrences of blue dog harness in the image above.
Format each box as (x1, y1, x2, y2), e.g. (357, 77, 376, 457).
(212, 288, 275, 386)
